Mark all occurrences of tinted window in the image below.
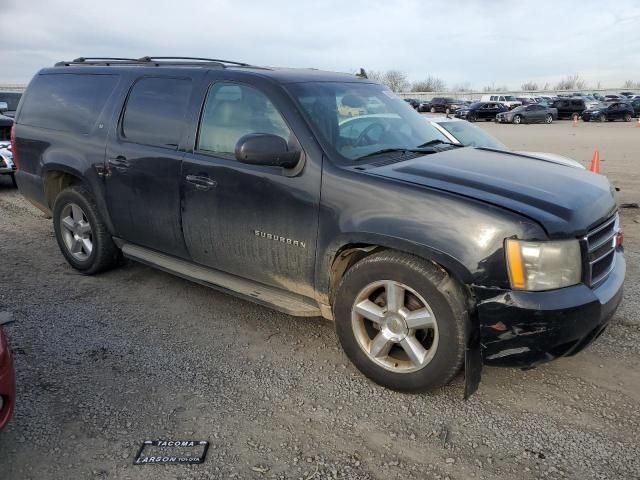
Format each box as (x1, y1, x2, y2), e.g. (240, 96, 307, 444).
(121, 77, 191, 148)
(19, 74, 118, 134)
(197, 83, 291, 156)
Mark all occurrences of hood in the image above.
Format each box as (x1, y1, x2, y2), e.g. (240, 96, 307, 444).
(368, 147, 616, 237)
(515, 151, 584, 169)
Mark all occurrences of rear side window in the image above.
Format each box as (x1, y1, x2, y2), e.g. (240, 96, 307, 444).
(121, 77, 192, 148)
(18, 73, 118, 134)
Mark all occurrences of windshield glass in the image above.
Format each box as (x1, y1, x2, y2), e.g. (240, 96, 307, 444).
(286, 82, 449, 162)
(436, 121, 507, 149)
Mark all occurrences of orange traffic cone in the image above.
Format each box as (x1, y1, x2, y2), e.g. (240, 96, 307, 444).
(572, 114, 578, 127)
(590, 149, 600, 173)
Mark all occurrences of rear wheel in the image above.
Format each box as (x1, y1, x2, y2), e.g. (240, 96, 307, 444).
(430, 107, 436, 113)
(53, 185, 121, 274)
(513, 115, 522, 124)
(545, 114, 553, 124)
(334, 251, 467, 392)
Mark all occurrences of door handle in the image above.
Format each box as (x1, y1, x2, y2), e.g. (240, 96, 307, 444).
(108, 156, 130, 172)
(185, 175, 217, 191)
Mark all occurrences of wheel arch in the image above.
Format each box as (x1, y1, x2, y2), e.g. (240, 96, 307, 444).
(321, 235, 473, 308)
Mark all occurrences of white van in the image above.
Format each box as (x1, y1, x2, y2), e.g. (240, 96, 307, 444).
(480, 94, 521, 109)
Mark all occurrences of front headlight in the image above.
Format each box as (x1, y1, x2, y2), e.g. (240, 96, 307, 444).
(505, 239, 582, 291)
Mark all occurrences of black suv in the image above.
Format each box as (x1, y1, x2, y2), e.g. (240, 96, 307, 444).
(13, 57, 625, 397)
(581, 102, 635, 122)
(429, 97, 461, 113)
(550, 98, 586, 119)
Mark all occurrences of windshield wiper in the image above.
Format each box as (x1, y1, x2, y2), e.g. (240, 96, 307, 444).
(354, 147, 434, 161)
(416, 139, 462, 148)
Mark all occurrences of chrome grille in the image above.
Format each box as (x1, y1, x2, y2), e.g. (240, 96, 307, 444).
(585, 213, 618, 287)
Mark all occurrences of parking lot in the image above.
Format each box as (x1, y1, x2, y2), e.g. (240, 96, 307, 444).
(0, 120, 638, 479)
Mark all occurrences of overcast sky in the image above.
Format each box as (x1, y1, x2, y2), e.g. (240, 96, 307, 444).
(1, 0, 639, 89)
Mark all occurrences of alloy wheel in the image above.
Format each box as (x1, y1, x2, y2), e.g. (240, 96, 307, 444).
(351, 280, 439, 373)
(545, 114, 553, 124)
(60, 203, 93, 261)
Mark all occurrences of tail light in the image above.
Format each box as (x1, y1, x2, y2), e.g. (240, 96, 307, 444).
(0, 329, 9, 371)
(10, 123, 18, 170)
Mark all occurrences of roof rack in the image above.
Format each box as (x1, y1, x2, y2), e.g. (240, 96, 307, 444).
(138, 56, 250, 67)
(55, 56, 252, 69)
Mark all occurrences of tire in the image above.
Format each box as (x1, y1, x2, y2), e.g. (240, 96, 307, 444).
(467, 114, 476, 122)
(624, 113, 632, 122)
(52, 185, 121, 274)
(513, 115, 521, 125)
(599, 114, 607, 123)
(545, 114, 553, 124)
(10, 173, 17, 188)
(445, 108, 450, 115)
(430, 107, 436, 113)
(333, 251, 467, 392)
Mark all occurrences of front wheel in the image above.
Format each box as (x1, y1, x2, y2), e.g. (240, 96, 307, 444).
(599, 114, 607, 122)
(430, 107, 436, 113)
(467, 113, 476, 122)
(334, 251, 467, 392)
(545, 114, 553, 124)
(513, 115, 522, 124)
(624, 113, 632, 122)
(52, 185, 121, 274)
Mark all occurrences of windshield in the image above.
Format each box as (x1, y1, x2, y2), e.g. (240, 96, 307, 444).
(436, 121, 507, 149)
(286, 82, 449, 162)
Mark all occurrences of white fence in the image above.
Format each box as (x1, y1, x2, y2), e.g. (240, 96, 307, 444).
(396, 88, 631, 101)
(0, 84, 26, 93)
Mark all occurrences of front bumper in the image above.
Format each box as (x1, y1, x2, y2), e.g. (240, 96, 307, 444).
(474, 248, 625, 368)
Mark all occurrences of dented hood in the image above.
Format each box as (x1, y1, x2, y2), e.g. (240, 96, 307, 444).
(369, 147, 616, 237)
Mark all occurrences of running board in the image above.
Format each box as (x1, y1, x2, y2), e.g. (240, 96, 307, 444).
(121, 243, 322, 317)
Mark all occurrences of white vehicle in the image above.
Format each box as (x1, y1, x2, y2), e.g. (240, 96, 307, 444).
(0, 141, 17, 187)
(424, 115, 584, 169)
(480, 94, 521, 109)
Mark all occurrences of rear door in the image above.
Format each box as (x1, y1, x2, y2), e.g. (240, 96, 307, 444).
(179, 76, 321, 298)
(105, 75, 195, 258)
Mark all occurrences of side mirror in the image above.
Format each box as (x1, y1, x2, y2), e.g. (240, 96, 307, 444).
(235, 133, 300, 168)
(0, 102, 8, 113)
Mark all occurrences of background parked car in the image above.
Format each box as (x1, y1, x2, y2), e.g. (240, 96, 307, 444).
(403, 98, 420, 109)
(0, 109, 12, 141)
(630, 99, 640, 117)
(582, 102, 634, 122)
(479, 94, 521, 109)
(496, 104, 557, 124)
(417, 100, 432, 112)
(550, 98, 586, 119)
(0, 93, 22, 118)
(0, 325, 15, 430)
(0, 140, 17, 187)
(455, 101, 508, 121)
(428, 97, 462, 113)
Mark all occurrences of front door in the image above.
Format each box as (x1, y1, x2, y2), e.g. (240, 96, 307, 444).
(180, 79, 321, 298)
(105, 75, 194, 257)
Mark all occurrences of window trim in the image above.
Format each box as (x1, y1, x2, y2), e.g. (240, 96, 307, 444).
(118, 75, 193, 150)
(193, 79, 297, 162)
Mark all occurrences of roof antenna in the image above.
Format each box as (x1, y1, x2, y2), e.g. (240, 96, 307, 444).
(356, 68, 368, 79)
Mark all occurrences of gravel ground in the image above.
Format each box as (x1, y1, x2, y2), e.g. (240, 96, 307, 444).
(0, 121, 639, 479)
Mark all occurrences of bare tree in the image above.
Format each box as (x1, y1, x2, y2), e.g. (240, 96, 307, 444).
(365, 69, 410, 92)
(542, 82, 551, 91)
(451, 82, 472, 92)
(622, 79, 640, 89)
(411, 75, 446, 92)
(483, 83, 509, 92)
(555, 74, 586, 90)
(521, 81, 538, 91)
